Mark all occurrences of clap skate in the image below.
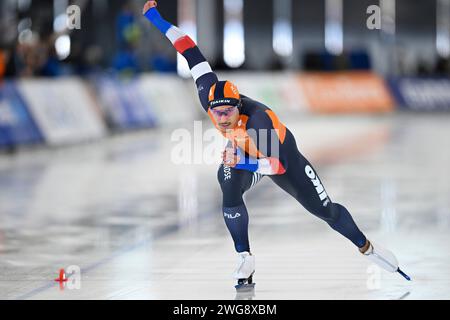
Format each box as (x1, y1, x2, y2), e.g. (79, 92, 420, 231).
(362, 241, 411, 281)
(233, 251, 256, 292)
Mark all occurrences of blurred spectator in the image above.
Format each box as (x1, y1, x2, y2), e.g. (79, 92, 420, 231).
(149, 53, 177, 72)
(267, 54, 284, 71)
(14, 42, 42, 77)
(4, 31, 51, 78)
(333, 53, 348, 70)
(116, 2, 141, 48)
(304, 49, 371, 72)
(148, 41, 176, 72)
(0, 49, 6, 79)
(113, 47, 140, 74)
(37, 34, 62, 77)
(303, 52, 322, 70)
(434, 57, 450, 76)
(82, 45, 105, 74)
(113, 1, 142, 75)
(349, 50, 371, 70)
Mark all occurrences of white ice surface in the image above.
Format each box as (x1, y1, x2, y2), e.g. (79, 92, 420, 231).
(0, 113, 449, 300)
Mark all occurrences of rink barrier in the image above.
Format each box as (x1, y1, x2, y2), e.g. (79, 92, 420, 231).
(216, 72, 310, 118)
(16, 78, 107, 146)
(93, 74, 200, 130)
(93, 75, 158, 131)
(0, 81, 44, 149)
(137, 74, 201, 127)
(387, 77, 450, 111)
(3, 72, 450, 151)
(297, 71, 395, 113)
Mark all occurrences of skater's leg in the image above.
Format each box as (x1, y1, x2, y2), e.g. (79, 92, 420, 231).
(269, 131, 409, 279)
(223, 203, 250, 253)
(270, 138, 367, 248)
(217, 163, 261, 253)
(325, 202, 367, 248)
(217, 162, 262, 290)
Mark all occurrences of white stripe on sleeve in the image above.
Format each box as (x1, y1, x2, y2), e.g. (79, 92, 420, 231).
(190, 61, 213, 82)
(166, 26, 185, 44)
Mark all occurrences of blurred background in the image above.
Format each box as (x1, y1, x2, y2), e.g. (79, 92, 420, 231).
(1, 0, 450, 300)
(1, 0, 450, 150)
(1, 0, 449, 78)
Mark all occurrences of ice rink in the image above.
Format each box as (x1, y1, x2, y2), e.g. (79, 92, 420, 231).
(1, 113, 449, 300)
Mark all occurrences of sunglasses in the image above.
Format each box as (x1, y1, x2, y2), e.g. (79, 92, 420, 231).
(210, 106, 238, 118)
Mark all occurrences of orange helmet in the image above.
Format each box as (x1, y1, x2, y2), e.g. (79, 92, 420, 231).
(208, 80, 241, 109)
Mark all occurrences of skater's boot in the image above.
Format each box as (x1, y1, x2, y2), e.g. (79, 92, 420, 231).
(361, 240, 411, 281)
(233, 251, 255, 292)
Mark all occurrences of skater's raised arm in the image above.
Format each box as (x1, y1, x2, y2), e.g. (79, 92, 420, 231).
(143, 1, 218, 111)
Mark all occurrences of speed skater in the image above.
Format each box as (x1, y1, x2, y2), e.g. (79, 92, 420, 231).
(142, 0, 410, 292)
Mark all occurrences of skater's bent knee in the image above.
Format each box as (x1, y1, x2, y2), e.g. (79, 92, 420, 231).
(315, 203, 341, 224)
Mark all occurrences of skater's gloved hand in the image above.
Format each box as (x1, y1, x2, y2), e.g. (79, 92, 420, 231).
(222, 147, 240, 167)
(143, 1, 158, 14)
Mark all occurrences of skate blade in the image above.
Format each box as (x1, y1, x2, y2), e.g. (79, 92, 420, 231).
(235, 283, 255, 292)
(397, 268, 411, 281)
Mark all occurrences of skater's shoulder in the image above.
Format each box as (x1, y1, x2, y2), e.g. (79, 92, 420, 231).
(240, 95, 272, 115)
(240, 94, 267, 107)
(244, 108, 274, 130)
